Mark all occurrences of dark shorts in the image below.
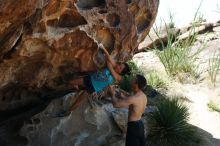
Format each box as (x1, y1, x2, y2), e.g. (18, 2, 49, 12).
(126, 120, 145, 146)
(83, 75, 95, 94)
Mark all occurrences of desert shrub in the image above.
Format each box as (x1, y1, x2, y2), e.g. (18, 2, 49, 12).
(146, 98, 201, 146)
(119, 62, 169, 91)
(145, 70, 168, 89)
(155, 5, 205, 78)
(155, 21, 204, 77)
(208, 102, 220, 113)
(118, 75, 133, 92)
(127, 60, 143, 75)
(167, 11, 175, 29)
(119, 61, 144, 92)
(156, 44, 194, 76)
(208, 49, 220, 86)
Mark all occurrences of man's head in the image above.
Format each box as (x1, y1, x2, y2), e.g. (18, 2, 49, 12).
(115, 62, 131, 75)
(132, 74, 147, 91)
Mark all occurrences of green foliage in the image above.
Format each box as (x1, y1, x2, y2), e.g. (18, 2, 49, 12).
(145, 70, 167, 89)
(118, 75, 133, 92)
(154, 2, 205, 78)
(119, 61, 145, 92)
(208, 50, 220, 86)
(119, 62, 169, 92)
(127, 60, 143, 75)
(193, 13, 204, 25)
(155, 20, 205, 78)
(208, 102, 220, 113)
(156, 44, 194, 76)
(146, 98, 201, 146)
(167, 11, 175, 29)
(156, 31, 201, 77)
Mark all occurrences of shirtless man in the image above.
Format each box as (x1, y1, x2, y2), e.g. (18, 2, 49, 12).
(109, 75, 147, 146)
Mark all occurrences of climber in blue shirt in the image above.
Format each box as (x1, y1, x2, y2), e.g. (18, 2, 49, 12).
(64, 47, 131, 113)
(69, 47, 131, 94)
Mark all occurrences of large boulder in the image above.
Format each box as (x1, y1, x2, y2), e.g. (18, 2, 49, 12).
(20, 93, 124, 146)
(0, 0, 159, 145)
(0, 0, 159, 112)
(0, 0, 159, 113)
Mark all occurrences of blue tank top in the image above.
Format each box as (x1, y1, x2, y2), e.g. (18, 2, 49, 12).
(90, 68, 114, 93)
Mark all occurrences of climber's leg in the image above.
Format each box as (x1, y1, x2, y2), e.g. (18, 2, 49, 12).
(69, 77, 84, 86)
(83, 75, 95, 94)
(68, 75, 96, 111)
(69, 91, 88, 111)
(69, 75, 95, 93)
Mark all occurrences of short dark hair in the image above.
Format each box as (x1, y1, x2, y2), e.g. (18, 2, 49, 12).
(120, 62, 131, 75)
(136, 74, 147, 90)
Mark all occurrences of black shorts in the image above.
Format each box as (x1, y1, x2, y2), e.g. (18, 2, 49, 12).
(83, 75, 95, 94)
(126, 120, 145, 146)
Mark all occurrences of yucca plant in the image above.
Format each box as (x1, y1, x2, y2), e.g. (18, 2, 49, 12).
(146, 98, 201, 146)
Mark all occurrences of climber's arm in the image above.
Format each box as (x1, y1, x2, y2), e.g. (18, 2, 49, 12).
(112, 94, 134, 108)
(108, 86, 128, 99)
(101, 47, 116, 67)
(113, 97, 133, 108)
(109, 87, 134, 108)
(107, 61, 122, 82)
(69, 91, 87, 112)
(101, 47, 122, 83)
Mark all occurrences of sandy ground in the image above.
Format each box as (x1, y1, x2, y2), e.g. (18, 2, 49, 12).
(169, 82, 220, 146)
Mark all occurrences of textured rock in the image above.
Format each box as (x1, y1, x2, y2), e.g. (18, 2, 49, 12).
(133, 52, 166, 75)
(138, 22, 220, 52)
(20, 93, 124, 146)
(0, 0, 159, 144)
(138, 27, 180, 51)
(19, 93, 151, 146)
(111, 109, 128, 133)
(177, 23, 215, 41)
(0, 0, 159, 113)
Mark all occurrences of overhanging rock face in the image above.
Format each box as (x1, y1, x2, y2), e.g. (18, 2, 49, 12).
(0, 0, 159, 112)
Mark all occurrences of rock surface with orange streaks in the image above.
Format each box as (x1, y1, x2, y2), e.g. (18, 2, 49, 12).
(0, 0, 159, 145)
(0, 0, 159, 112)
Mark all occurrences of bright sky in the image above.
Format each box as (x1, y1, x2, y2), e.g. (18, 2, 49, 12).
(156, 0, 220, 27)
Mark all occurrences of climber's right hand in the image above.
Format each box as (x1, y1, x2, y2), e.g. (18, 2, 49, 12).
(100, 45, 109, 55)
